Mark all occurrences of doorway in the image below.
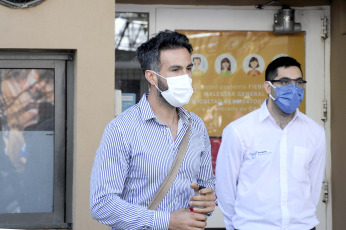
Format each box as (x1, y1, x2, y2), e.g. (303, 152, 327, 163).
(116, 4, 331, 229)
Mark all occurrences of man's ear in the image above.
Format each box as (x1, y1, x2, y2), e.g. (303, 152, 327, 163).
(263, 81, 272, 95)
(145, 70, 158, 86)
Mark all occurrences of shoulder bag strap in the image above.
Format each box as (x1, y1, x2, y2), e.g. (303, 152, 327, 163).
(147, 121, 191, 210)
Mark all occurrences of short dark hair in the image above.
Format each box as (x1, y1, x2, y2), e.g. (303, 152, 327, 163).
(136, 30, 193, 74)
(265, 56, 302, 81)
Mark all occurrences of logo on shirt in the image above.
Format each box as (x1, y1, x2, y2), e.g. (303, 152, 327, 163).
(248, 150, 272, 159)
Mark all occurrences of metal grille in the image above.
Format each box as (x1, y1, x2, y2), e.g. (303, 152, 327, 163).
(0, 0, 45, 8)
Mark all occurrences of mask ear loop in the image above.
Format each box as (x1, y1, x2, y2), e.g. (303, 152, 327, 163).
(150, 70, 167, 93)
(267, 81, 277, 101)
(150, 70, 167, 80)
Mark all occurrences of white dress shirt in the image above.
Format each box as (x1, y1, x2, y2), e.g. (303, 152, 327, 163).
(215, 100, 326, 230)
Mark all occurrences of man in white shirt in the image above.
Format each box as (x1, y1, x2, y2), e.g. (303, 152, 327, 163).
(215, 56, 326, 230)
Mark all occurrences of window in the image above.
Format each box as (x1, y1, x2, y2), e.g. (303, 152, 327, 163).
(0, 51, 74, 228)
(115, 12, 149, 113)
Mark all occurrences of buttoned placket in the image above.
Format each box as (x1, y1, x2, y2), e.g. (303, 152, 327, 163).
(166, 117, 189, 210)
(280, 129, 290, 228)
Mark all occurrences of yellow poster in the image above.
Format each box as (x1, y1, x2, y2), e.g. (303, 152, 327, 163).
(179, 30, 305, 137)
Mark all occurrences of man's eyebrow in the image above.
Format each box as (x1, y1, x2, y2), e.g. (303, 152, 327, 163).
(278, 76, 303, 80)
(168, 63, 193, 70)
(168, 65, 183, 70)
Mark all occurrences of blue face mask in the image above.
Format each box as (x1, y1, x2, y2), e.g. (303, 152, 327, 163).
(268, 82, 304, 114)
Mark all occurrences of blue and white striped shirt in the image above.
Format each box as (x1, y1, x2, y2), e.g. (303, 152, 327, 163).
(90, 93, 215, 230)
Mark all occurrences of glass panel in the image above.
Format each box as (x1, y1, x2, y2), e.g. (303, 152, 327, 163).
(0, 69, 54, 214)
(115, 12, 149, 108)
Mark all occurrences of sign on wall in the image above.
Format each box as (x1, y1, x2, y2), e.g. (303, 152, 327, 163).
(179, 30, 305, 137)
(179, 30, 305, 173)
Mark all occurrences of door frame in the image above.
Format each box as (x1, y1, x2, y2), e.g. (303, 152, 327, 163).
(115, 4, 331, 230)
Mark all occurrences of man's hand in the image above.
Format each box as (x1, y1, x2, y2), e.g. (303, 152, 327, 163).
(189, 183, 216, 214)
(169, 208, 207, 230)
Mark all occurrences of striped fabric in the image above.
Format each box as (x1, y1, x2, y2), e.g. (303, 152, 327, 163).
(90, 93, 215, 230)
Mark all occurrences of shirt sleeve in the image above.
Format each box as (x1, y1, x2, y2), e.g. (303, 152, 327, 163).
(215, 125, 243, 230)
(90, 122, 170, 230)
(309, 128, 326, 207)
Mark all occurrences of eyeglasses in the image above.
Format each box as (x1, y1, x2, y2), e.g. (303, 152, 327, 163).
(270, 77, 307, 88)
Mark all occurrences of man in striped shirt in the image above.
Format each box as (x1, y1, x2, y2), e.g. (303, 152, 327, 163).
(90, 30, 216, 230)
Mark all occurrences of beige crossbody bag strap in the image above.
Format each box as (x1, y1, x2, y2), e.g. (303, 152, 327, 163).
(147, 121, 191, 210)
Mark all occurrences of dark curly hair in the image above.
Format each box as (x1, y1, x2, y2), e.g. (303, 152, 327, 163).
(136, 30, 193, 75)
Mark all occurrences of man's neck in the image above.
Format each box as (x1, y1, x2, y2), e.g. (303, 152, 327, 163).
(147, 90, 178, 126)
(267, 99, 294, 130)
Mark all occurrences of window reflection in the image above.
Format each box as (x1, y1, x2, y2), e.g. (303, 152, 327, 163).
(115, 12, 148, 51)
(0, 69, 54, 214)
(115, 12, 149, 108)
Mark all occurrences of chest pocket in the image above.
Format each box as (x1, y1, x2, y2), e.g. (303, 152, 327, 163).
(292, 146, 310, 181)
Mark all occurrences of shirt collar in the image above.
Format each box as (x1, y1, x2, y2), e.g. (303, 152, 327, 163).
(259, 99, 302, 123)
(138, 93, 191, 124)
(259, 100, 271, 123)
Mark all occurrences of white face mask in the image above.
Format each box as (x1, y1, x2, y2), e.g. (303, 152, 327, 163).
(151, 71, 193, 107)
